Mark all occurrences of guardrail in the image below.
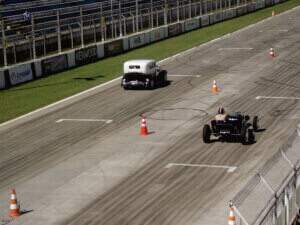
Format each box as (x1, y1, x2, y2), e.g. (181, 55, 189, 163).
(232, 127, 300, 225)
(0, 0, 288, 89)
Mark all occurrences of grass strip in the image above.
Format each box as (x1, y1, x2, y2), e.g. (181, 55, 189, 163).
(0, 0, 299, 124)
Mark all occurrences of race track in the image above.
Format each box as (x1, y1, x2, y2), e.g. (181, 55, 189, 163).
(0, 6, 300, 225)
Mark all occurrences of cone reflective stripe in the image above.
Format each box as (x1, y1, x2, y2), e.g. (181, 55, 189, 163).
(9, 189, 20, 217)
(228, 201, 236, 225)
(269, 48, 275, 58)
(140, 116, 148, 136)
(211, 80, 219, 93)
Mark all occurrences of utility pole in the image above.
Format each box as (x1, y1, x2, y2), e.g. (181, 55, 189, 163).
(135, 0, 139, 32)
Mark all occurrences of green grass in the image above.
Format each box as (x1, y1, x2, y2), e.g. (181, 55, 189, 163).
(1, 0, 299, 124)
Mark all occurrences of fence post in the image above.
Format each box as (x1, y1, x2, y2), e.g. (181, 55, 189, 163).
(1, 20, 7, 67)
(164, 1, 168, 25)
(80, 7, 84, 47)
(189, 0, 192, 18)
(69, 25, 73, 48)
(119, 1, 122, 37)
(177, 0, 180, 21)
(57, 10, 61, 53)
(150, 0, 153, 28)
(135, 0, 139, 32)
(31, 14, 36, 59)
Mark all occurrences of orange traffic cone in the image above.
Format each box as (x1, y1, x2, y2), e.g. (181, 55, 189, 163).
(9, 189, 20, 218)
(269, 48, 275, 58)
(272, 10, 275, 16)
(140, 115, 148, 136)
(211, 80, 219, 93)
(228, 201, 236, 225)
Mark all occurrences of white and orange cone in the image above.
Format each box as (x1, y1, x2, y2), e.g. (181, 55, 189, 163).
(9, 189, 20, 218)
(272, 10, 275, 17)
(140, 115, 148, 136)
(269, 48, 275, 58)
(211, 80, 219, 93)
(228, 201, 236, 225)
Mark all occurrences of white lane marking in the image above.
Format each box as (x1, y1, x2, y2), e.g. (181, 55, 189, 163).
(168, 74, 201, 77)
(1, 6, 297, 129)
(56, 119, 113, 124)
(218, 47, 253, 50)
(165, 163, 237, 173)
(256, 96, 300, 100)
(259, 29, 289, 32)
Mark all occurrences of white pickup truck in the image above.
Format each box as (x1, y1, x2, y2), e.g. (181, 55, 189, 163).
(121, 59, 168, 90)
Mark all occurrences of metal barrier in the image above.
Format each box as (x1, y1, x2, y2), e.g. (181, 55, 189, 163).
(0, 0, 256, 67)
(232, 129, 300, 225)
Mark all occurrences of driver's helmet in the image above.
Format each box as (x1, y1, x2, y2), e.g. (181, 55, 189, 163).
(218, 107, 225, 114)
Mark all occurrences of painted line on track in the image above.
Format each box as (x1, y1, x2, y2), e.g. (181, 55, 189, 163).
(1, 6, 298, 129)
(56, 119, 113, 124)
(259, 29, 289, 32)
(168, 75, 201, 77)
(165, 163, 237, 173)
(218, 47, 253, 50)
(256, 96, 300, 100)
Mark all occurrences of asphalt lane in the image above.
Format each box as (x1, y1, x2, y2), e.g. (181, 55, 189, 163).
(0, 7, 300, 225)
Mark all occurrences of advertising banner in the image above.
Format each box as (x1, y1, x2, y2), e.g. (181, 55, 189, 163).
(237, 6, 247, 16)
(247, 3, 256, 12)
(200, 15, 209, 27)
(144, 32, 150, 44)
(34, 60, 43, 78)
(256, 0, 265, 9)
(0, 70, 5, 89)
(184, 18, 200, 32)
(75, 46, 98, 66)
(67, 51, 76, 68)
(104, 39, 123, 57)
(9, 63, 33, 85)
(129, 34, 145, 49)
(42, 55, 68, 75)
(265, 0, 273, 6)
(96, 43, 104, 58)
(214, 12, 223, 23)
(168, 23, 182, 37)
(150, 27, 165, 42)
(209, 14, 216, 25)
(122, 38, 129, 51)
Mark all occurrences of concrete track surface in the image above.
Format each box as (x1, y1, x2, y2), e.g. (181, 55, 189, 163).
(1, 7, 300, 225)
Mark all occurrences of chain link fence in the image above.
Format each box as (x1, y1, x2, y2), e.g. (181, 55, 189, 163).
(233, 128, 300, 225)
(0, 0, 253, 66)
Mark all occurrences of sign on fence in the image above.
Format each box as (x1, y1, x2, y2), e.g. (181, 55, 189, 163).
(34, 60, 43, 77)
(67, 51, 76, 68)
(0, 70, 5, 89)
(200, 15, 209, 27)
(42, 55, 68, 75)
(168, 23, 182, 37)
(104, 39, 123, 57)
(237, 6, 247, 16)
(129, 34, 145, 49)
(75, 46, 98, 66)
(96, 43, 104, 58)
(150, 27, 167, 42)
(184, 18, 200, 32)
(265, 0, 274, 6)
(9, 63, 33, 85)
(256, 0, 265, 9)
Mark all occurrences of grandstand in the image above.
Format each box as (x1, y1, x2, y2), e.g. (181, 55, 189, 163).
(0, 0, 240, 66)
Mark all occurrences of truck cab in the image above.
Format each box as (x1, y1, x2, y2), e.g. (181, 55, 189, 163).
(121, 59, 167, 90)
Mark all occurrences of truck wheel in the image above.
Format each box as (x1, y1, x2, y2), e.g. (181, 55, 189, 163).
(150, 80, 155, 89)
(253, 116, 259, 132)
(248, 129, 255, 144)
(241, 127, 248, 145)
(203, 124, 211, 143)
